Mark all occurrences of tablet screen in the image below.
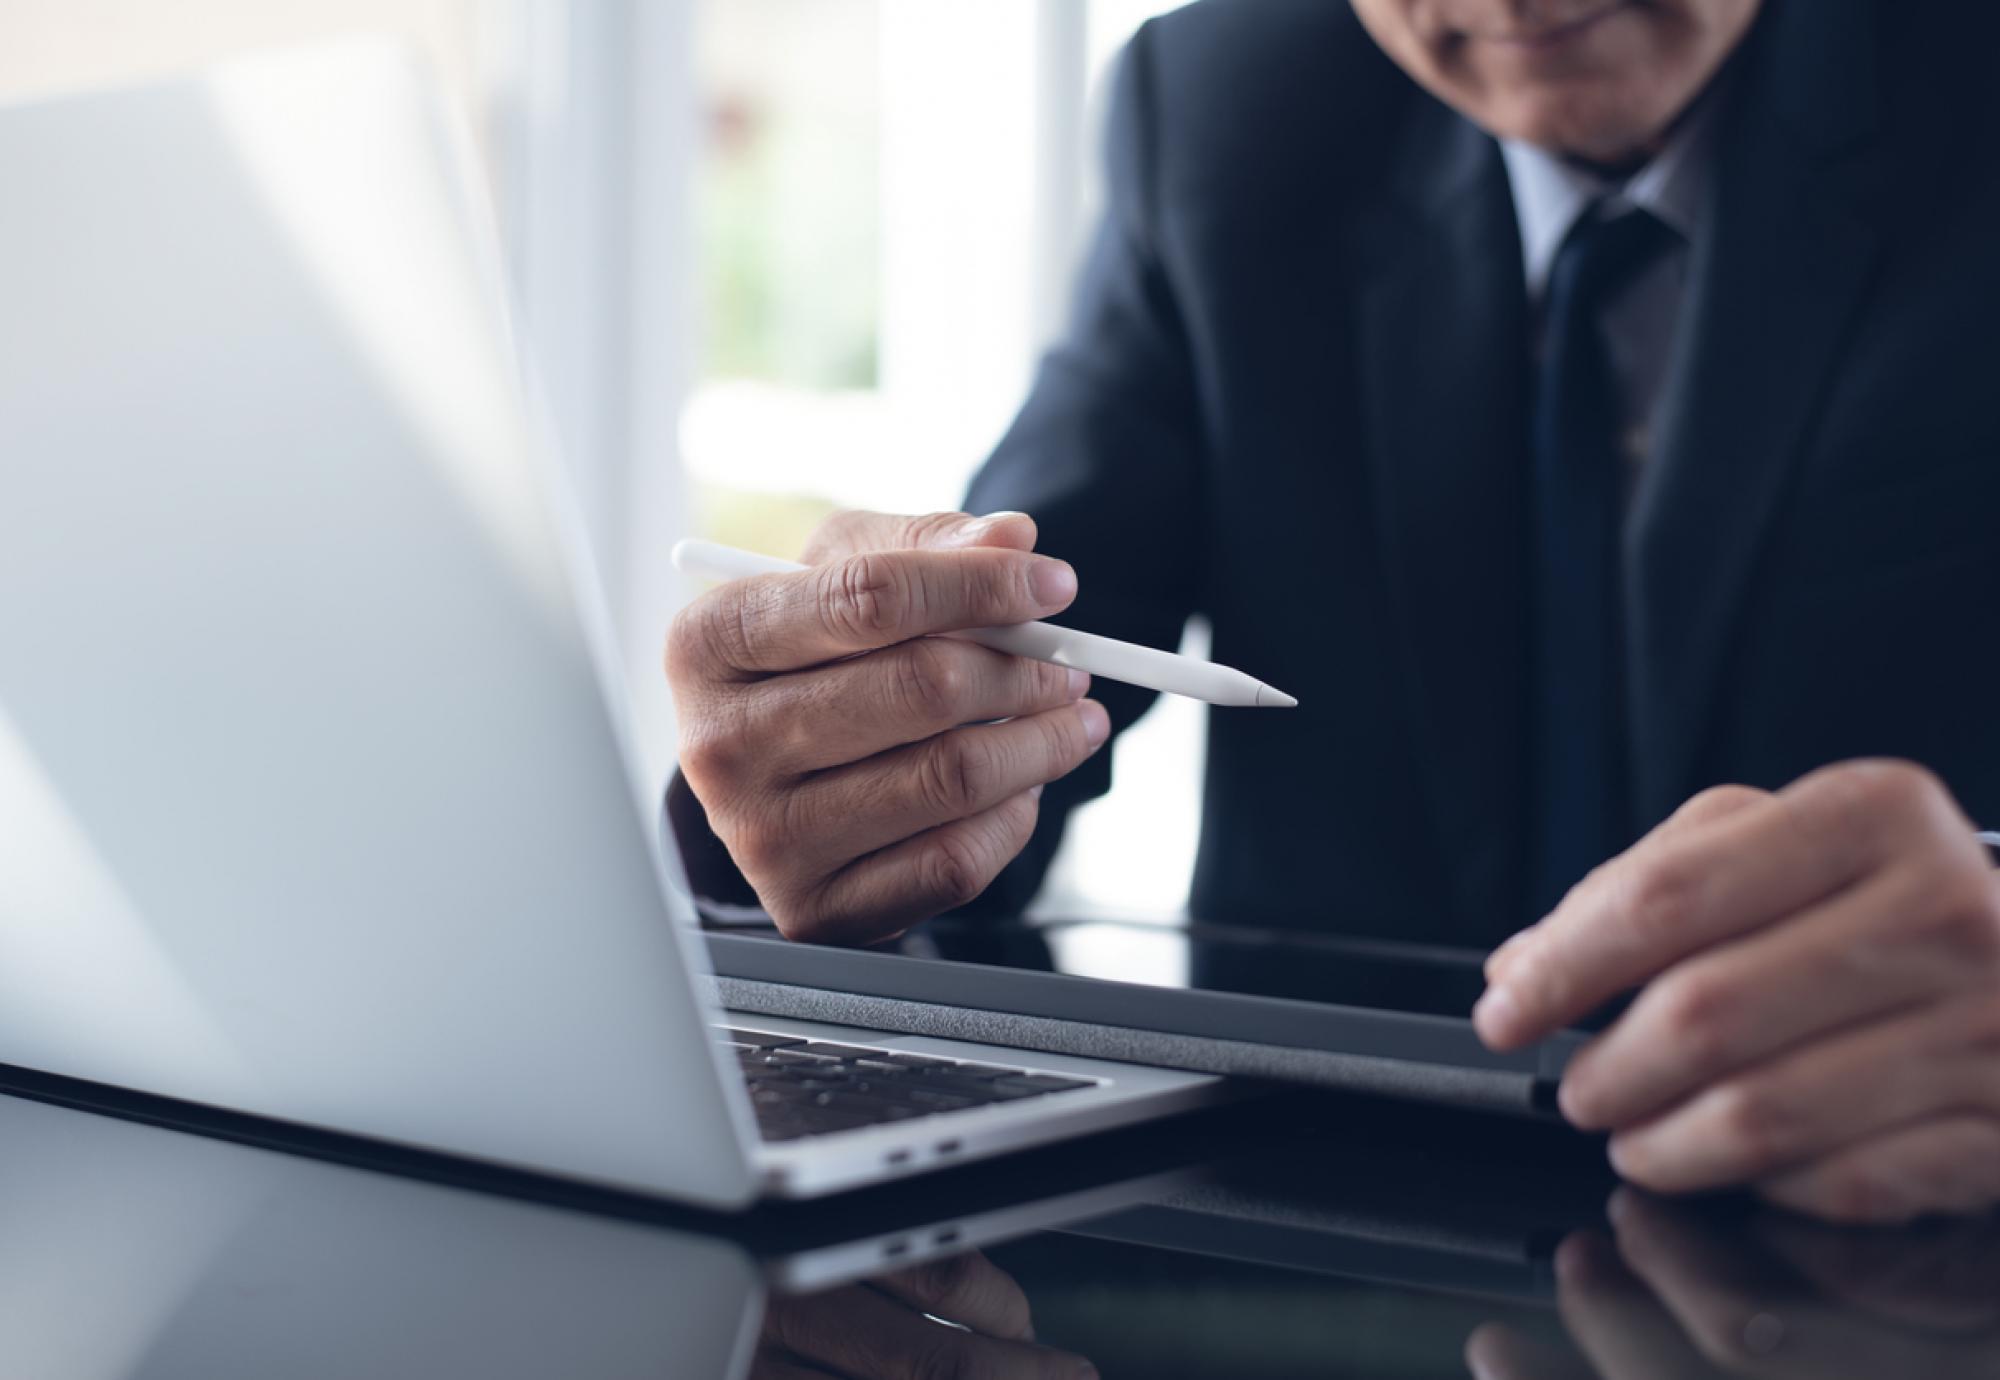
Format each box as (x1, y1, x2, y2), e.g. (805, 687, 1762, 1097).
(702, 912, 1626, 1036)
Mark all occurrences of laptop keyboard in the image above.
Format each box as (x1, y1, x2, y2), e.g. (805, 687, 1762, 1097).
(716, 1027, 1100, 1142)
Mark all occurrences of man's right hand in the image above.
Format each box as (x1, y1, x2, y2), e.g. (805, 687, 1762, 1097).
(665, 509, 1109, 946)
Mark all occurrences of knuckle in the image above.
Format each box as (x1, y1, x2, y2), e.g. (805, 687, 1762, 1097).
(895, 640, 971, 724)
(1834, 758, 1947, 824)
(776, 880, 876, 947)
(768, 703, 827, 770)
(820, 552, 912, 642)
(1619, 855, 1704, 946)
(908, 509, 971, 545)
(1816, 1166, 1907, 1224)
(1926, 877, 2000, 966)
(707, 585, 770, 672)
(965, 552, 1031, 622)
(722, 809, 784, 881)
(1033, 706, 1084, 766)
(1680, 782, 1767, 825)
(1548, 861, 1610, 924)
(1652, 974, 1732, 1071)
(920, 733, 997, 816)
(1895, 842, 2000, 960)
(1029, 657, 1076, 704)
(768, 899, 825, 945)
(919, 831, 991, 912)
(676, 719, 746, 792)
(671, 591, 753, 678)
(995, 791, 1042, 853)
(1712, 1082, 1798, 1175)
(663, 605, 702, 684)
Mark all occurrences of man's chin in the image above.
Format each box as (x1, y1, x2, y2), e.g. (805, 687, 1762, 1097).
(1483, 88, 1672, 165)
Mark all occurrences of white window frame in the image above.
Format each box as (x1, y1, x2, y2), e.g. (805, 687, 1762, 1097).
(482, 0, 697, 790)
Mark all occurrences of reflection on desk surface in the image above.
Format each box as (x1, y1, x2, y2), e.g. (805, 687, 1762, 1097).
(2, 1088, 1997, 1378)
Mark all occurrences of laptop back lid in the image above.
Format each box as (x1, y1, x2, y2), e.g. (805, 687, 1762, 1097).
(0, 42, 757, 1207)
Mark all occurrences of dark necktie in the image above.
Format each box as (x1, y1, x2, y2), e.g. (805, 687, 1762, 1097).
(1529, 204, 1676, 919)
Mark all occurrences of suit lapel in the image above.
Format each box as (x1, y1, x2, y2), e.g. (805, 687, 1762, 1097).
(1353, 99, 1534, 935)
(1626, 0, 1885, 823)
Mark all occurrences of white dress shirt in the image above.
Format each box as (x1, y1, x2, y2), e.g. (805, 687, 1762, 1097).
(1500, 95, 1720, 490)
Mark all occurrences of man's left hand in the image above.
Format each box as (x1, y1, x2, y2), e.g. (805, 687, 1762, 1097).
(1474, 759, 2000, 1223)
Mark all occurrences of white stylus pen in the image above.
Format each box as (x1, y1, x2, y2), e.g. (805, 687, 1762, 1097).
(671, 538, 1299, 709)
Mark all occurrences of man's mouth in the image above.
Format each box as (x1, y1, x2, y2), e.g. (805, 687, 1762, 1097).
(1472, 1, 1629, 50)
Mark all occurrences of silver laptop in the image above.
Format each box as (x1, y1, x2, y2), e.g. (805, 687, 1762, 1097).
(0, 40, 1225, 1210)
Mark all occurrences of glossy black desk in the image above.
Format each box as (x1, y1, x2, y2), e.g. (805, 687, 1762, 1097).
(3, 1079, 1995, 1379)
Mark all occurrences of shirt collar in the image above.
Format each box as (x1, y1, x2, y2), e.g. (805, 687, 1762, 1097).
(1499, 90, 1719, 298)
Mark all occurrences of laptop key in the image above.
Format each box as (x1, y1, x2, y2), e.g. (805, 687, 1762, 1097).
(797, 1041, 889, 1061)
(992, 1074, 1095, 1094)
(851, 1059, 911, 1076)
(809, 1090, 926, 1119)
(718, 1028, 807, 1049)
(876, 1053, 958, 1070)
(979, 1082, 1051, 1101)
(899, 1073, 1013, 1099)
(745, 1050, 838, 1069)
(938, 1062, 1020, 1080)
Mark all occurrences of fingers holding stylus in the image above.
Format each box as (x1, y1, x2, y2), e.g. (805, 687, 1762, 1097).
(737, 637, 1092, 776)
(797, 790, 1050, 945)
(774, 701, 1111, 879)
(670, 544, 1078, 683)
(664, 509, 1105, 945)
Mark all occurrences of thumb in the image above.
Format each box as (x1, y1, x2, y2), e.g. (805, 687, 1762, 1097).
(799, 509, 1038, 564)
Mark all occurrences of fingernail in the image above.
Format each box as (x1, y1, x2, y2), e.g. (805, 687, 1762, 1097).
(1031, 558, 1077, 608)
(1471, 985, 1520, 1045)
(1078, 699, 1110, 747)
(1028, 783, 1045, 800)
(1065, 668, 1090, 699)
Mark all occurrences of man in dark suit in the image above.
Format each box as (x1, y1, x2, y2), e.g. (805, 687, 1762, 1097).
(665, 0, 2000, 1222)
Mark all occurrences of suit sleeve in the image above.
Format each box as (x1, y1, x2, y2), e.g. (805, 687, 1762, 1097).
(958, 20, 1209, 915)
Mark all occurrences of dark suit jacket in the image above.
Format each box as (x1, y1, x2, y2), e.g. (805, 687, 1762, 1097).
(955, 0, 2000, 948)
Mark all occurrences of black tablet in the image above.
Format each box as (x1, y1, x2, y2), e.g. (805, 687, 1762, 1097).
(704, 914, 1619, 1116)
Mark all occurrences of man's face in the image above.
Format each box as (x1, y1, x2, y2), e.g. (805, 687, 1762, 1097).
(1349, 0, 1763, 163)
